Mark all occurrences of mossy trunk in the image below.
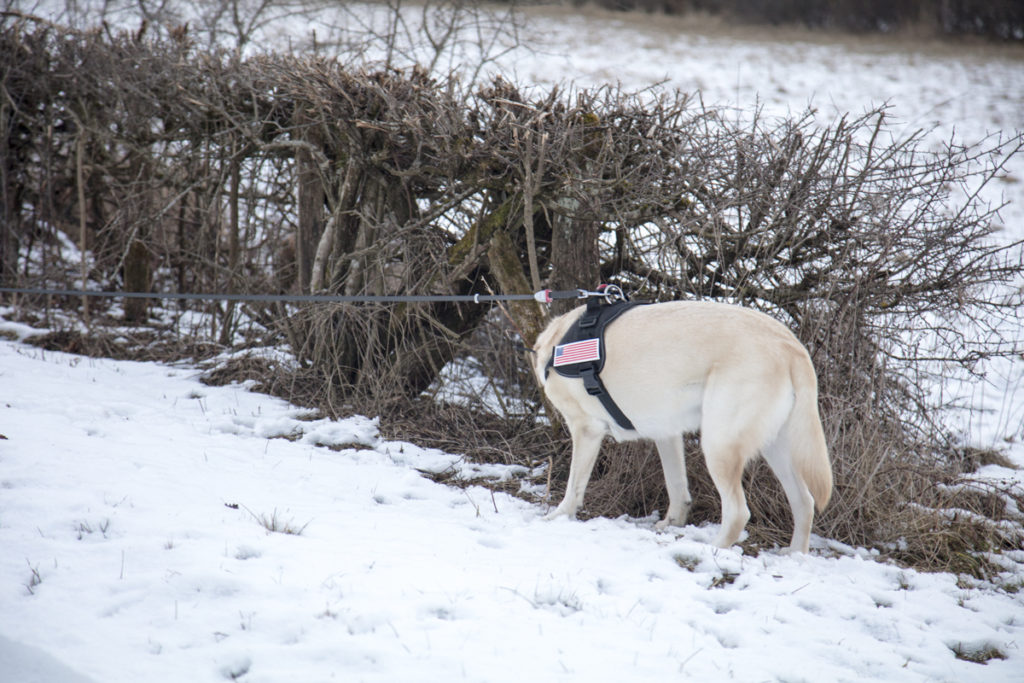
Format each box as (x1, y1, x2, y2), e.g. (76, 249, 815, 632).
(487, 229, 547, 347)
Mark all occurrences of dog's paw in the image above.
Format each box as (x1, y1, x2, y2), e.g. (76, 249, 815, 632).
(779, 544, 810, 556)
(543, 506, 575, 522)
(654, 518, 673, 532)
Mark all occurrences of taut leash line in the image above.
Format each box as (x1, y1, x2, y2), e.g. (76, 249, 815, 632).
(0, 285, 627, 305)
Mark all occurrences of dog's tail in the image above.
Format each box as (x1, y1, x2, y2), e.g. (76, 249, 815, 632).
(787, 357, 833, 512)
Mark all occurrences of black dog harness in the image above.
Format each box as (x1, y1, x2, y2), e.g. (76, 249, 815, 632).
(545, 295, 647, 431)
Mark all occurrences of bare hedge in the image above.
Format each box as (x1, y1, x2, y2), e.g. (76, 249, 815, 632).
(3, 17, 1023, 575)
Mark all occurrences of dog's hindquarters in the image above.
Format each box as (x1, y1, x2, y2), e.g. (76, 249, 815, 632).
(694, 335, 831, 553)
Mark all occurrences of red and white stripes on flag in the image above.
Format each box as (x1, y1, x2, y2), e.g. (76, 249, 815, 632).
(553, 338, 601, 366)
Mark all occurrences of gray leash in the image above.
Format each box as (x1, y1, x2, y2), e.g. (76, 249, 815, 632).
(0, 285, 627, 305)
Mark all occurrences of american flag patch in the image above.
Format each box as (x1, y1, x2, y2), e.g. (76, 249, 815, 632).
(553, 338, 601, 367)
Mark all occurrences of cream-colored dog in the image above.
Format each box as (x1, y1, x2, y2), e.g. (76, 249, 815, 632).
(533, 300, 832, 553)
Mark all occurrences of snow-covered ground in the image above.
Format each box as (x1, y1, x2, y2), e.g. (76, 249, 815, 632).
(1, 334, 1023, 683)
(3, 3, 1024, 681)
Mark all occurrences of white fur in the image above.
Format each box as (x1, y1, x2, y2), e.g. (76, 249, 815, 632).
(533, 300, 833, 553)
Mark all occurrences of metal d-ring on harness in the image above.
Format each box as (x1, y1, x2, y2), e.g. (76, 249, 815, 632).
(544, 284, 645, 431)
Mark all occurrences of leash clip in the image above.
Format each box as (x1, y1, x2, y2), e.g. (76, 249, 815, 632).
(532, 286, 628, 305)
(576, 284, 627, 305)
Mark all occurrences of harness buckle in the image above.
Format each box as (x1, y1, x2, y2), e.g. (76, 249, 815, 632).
(578, 366, 603, 395)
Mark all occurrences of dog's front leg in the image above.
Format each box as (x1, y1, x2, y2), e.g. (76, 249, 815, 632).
(654, 434, 691, 530)
(545, 422, 604, 521)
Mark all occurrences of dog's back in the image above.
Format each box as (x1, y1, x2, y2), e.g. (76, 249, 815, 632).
(536, 301, 809, 435)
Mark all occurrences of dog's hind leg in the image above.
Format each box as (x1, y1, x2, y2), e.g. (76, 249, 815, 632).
(702, 366, 794, 549)
(654, 434, 691, 530)
(545, 422, 604, 521)
(702, 438, 753, 549)
(762, 436, 815, 554)
(700, 386, 773, 548)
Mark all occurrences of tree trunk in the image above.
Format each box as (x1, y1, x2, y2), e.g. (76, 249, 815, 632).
(488, 229, 547, 347)
(218, 149, 241, 345)
(295, 110, 324, 293)
(123, 239, 151, 323)
(0, 100, 17, 289)
(548, 203, 600, 316)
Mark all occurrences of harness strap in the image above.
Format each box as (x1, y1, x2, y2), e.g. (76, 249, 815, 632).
(578, 366, 636, 431)
(546, 294, 646, 431)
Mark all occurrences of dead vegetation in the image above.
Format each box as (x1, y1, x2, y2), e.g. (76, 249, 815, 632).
(2, 9, 1023, 580)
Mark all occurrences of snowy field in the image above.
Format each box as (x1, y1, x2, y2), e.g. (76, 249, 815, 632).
(1, 333, 1023, 683)
(3, 3, 1024, 682)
